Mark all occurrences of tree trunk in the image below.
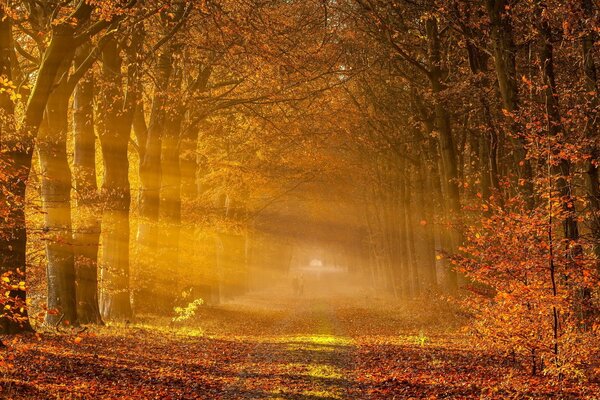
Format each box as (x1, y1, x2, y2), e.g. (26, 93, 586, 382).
(161, 108, 184, 293)
(180, 126, 200, 200)
(180, 65, 212, 200)
(72, 46, 102, 325)
(38, 60, 78, 327)
(465, 37, 503, 206)
(426, 17, 460, 292)
(0, 7, 32, 333)
(538, 5, 579, 242)
(432, 149, 456, 291)
(97, 38, 135, 320)
(397, 160, 411, 299)
(485, 0, 535, 207)
(404, 171, 420, 296)
(0, 5, 12, 137)
(482, 99, 503, 204)
(415, 157, 437, 289)
(135, 49, 173, 311)
(582, 0, 600, 267)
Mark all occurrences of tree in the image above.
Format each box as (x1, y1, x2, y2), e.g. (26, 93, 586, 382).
(73, 43, 103, 324)
(1, 0, 100, 332)
(97, 32, 139, 320)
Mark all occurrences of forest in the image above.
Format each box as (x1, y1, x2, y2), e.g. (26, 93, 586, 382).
(0, 0, 599, 398)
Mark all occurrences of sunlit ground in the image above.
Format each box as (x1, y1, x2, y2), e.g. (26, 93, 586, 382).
(0, 285, 597, 399)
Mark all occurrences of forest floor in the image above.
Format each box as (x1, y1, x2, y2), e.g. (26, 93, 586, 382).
(0, 285, 598, 399)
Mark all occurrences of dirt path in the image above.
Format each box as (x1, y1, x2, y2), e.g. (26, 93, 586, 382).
(224, 296, 357, 399)
(0, 290, 597, 399)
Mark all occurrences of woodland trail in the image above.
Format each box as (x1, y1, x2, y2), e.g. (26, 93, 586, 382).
(0, 288, 597, 399)
(223, 294, 357, 399)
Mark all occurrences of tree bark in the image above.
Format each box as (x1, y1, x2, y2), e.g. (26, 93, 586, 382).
(72, 45, 102, 325)
(38, 59, 78, 327)
(485, 0, 535, 207)
(0, 6, 32, 333)
(403, 170, 420, 296)
(582, 0, 600, 266)
(426, 17, 460, 292)
(135, 49, 172, 311)
(414, 156, 437, 289)
(97, 38, 135, 320)
(161, 106, 184, 291)
(538, 4, 579, 242)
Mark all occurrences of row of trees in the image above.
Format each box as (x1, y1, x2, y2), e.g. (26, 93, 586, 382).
(0, 0, 345, 330)
(334, 0, 599, 377)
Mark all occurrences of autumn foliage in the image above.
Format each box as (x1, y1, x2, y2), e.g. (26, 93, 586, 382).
(457, 195, 599, 378)
(0, 0, 598, 397)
